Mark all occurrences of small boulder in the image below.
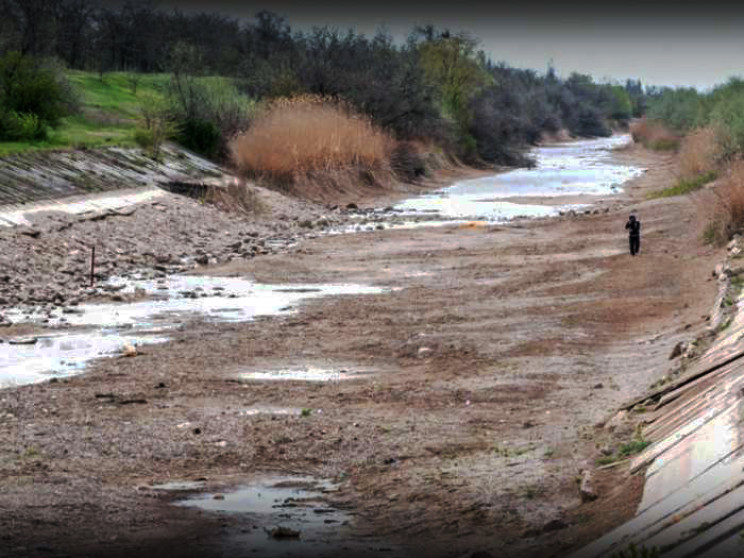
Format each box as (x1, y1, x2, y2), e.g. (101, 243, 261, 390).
(579, 470, 598, 502)
(669, 341, 685, 360)
(267, 526, 300, 539)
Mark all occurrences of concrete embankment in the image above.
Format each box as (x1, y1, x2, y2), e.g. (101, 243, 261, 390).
(576, 237, 744, 557)
(0, 144, 224, 212)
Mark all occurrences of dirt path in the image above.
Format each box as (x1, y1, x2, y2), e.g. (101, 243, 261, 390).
(0, 145, 724, 558)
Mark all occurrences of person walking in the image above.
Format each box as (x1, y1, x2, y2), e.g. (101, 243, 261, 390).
(625, 214, 641, 256)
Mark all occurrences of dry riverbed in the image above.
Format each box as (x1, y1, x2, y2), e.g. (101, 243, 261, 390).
(0, 144, 725, 557)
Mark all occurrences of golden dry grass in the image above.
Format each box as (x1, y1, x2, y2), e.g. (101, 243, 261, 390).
(700, 159, 744, 244)
(678, 126, 721, 180)
(630, 118, 680, 151)
(230, 95, 394, 190)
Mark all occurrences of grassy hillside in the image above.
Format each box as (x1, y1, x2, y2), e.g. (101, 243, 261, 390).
(0, 71, 169, 157)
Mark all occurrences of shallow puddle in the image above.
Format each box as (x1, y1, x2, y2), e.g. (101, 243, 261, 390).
(177, 476, 360, 555)
(1, 276, 385, 388)
(0, 332, 167, 388)
(240, 367, 370, 383)
(240, 406, 303, 417)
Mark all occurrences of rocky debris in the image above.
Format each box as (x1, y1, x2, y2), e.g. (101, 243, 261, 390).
(8, 337, 38, 345)
(267, 526, 301, 539)
(0, 187, 351, 313)
(542, 518, 568, 532)
(579, 470, 598, 502)
(16, 227, 41, 238)
(121, 343, 138, 357)
(669, 341, 685, 360)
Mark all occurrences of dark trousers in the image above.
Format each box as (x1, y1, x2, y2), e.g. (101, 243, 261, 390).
(629, 234, 640, 256)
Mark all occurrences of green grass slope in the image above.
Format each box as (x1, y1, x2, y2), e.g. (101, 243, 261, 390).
(0, 71, 169, 157)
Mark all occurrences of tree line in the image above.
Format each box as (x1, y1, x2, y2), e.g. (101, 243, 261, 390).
(0, 0, 647, 165)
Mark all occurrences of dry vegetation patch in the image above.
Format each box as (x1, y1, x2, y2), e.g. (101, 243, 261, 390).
(677, 126, 721, 180)
(699, 159, 744, 244)
(230, 96, 397, 199)
(630, 118, 680, 151)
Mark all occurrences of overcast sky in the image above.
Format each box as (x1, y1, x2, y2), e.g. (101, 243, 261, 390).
(105, 0, 744, 89)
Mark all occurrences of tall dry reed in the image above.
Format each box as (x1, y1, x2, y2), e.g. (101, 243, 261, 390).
(630, 118, 680, 150)
(677, 126, 721, 180)
(700, 159, 744, 244)
(230, 95, 394, 190)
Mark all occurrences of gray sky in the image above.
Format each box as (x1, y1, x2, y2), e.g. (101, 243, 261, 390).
(112, 0, 744, 88)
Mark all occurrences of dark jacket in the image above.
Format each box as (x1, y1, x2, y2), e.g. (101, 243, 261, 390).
(625, 218, 641, 236)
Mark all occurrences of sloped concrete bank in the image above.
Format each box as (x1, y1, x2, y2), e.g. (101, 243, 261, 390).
(575, 236, 744, 557)
(0, 145, 224, 209)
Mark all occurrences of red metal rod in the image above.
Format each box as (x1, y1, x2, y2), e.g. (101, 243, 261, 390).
(90, 246, 96, 288)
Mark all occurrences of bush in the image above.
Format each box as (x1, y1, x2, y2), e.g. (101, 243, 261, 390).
(390, 141, 427, 181)
(167, 74, 252, 159)
(230, 95, 395, 196)
(710, 94, 744, 160)
(177, 118, 221, 159)
(0, 52, 77, 141)
(0, 111, 45, 141)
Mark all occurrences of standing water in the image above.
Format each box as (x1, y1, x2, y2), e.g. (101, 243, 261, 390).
(395, 135, 643, 221)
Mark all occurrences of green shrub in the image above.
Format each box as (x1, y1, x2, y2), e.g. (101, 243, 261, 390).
(133, 127, 155, 149)
(0, 52, 77, 141)
(0, 111, 45, 141)
(166, 69, 252, 160)
(177, 118, 221, 159)
(710, 94, 744, 159)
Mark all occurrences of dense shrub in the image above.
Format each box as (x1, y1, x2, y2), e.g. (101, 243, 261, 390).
(709, 94, 744, 160)
(0, 52, 77, 141)
(167, 73, 252, 159)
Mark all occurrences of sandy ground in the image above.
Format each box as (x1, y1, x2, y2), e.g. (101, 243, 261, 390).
(0, 145, 725, 558)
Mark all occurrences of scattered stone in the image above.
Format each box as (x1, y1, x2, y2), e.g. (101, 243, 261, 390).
(592, 383, 604, 389)
(542, 518, 568, 533)
(121, 343, 138, 357)
(8, 337, 38, 346)
(267, 526, 301, 539)
(669, 341, 685, 360)
(213, 494, 225, 500)
(579, 470, 598, 502)
(17, 227, 41, 238)
(417, 346, 433, 358)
